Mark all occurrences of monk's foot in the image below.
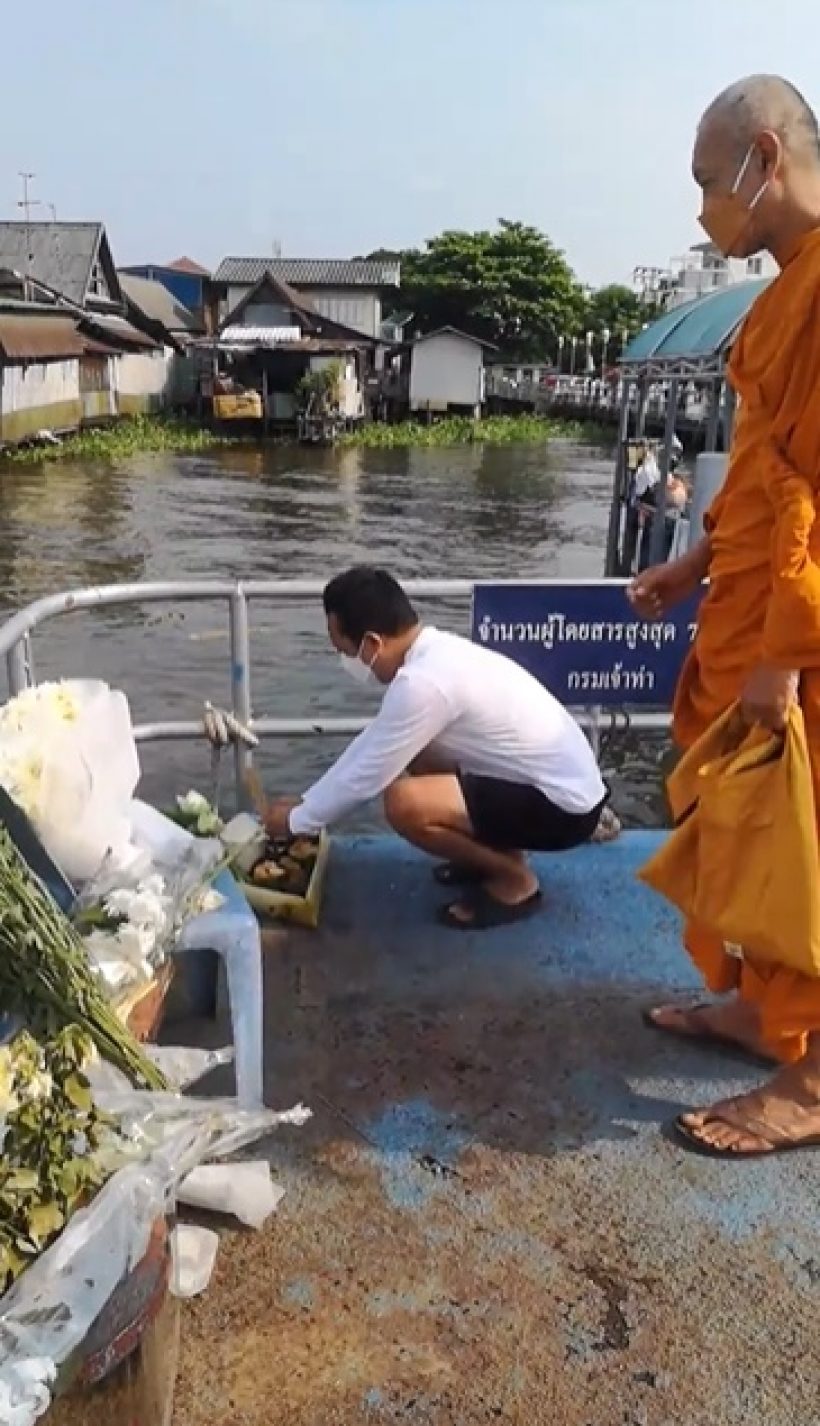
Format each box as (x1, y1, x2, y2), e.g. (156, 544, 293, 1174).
(645, 996, 777, 1062)
(678, 1040, 820, 1156)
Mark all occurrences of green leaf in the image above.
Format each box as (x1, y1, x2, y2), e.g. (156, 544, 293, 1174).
(3, 1169, 39, 1194)
(27, 1199, 65, 1245)
(63, 1073, 92, 1112)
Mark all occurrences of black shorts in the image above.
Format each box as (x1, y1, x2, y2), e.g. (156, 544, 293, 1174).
(458, 773, 608, 852)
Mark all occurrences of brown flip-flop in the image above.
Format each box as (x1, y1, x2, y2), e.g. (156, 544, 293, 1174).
(640, 1004, 770, 1067)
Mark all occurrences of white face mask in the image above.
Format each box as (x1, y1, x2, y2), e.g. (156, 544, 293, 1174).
(339, 638, 380, 687)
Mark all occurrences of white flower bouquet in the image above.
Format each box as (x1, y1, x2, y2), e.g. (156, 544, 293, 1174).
(74, 866, 225, 993)
(0, 679, 139, 884)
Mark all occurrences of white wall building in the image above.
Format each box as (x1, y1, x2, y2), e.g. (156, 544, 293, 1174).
(661, 242, 777, 309)
(408, 328, 491, 415)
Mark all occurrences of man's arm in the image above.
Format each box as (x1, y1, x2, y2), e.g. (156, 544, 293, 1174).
(289, 675, 452, 836)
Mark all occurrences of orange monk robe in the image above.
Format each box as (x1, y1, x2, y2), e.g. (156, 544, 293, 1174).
(673, 226, 820, 1063)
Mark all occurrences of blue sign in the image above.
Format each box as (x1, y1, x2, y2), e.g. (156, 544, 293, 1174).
(471, 581, 704, 707)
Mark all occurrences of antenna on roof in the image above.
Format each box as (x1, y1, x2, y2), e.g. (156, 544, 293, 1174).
(17, 172, 38, 225)
(271, 239, 282, 258)
(17, 172, 40, 287)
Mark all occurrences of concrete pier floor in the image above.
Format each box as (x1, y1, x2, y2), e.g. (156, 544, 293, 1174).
(171, 834, 817, 1426)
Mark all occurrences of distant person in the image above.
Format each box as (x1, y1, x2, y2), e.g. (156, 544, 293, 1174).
(263, 567, 609, 930)
(635, 441, 688, 569)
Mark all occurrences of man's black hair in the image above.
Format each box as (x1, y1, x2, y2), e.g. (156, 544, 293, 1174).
(323, 566, 418, 644)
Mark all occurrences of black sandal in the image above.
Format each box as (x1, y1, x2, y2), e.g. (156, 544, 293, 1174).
(432, 862, 484, 888)
(438, 886, 542, 931)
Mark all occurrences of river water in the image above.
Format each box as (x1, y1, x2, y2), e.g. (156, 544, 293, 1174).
(0, 439, 667, 826)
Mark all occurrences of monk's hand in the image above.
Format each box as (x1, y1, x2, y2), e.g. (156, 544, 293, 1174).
(740, 665, 798, 731)
(263, 797, 300, 839)
(628, 560, 694, 620)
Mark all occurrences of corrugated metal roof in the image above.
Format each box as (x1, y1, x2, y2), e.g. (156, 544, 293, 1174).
(119, 272, 200, 333)
(220, 325, 303, 344)
(622, 280, 770, 365)
(84, 314, 159, 350)
(0, 313, 86, 360)
(206, 333, 362, 354)
(213, 257, 401, 287)
(0, 222, 114, 307)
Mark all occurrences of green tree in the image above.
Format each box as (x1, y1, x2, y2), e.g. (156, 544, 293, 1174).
(397, 220, 584, 359)
(583, 283, 657, 339)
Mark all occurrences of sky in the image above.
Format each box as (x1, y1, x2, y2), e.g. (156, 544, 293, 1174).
(4, 0, 820, 288)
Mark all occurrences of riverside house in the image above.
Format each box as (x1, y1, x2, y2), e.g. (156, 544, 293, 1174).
(0, 222, 192, 445)
(198, 271, 378, 430)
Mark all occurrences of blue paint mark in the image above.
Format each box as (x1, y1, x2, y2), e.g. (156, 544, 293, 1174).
(282, 1278, 314, 1309)
(360, 1098, 468, 1212)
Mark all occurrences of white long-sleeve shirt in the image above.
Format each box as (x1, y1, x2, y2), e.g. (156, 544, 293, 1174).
(289, 627, 606, 836)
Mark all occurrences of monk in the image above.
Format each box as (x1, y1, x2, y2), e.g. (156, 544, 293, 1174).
(629, 74, 820, 1157)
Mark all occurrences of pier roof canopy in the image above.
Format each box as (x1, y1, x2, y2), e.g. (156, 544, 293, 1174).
(621, 279, 770, 376)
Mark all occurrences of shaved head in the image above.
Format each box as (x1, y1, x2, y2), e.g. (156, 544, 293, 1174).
(698, 74, 820, 169)
(692, 76, 820, 263)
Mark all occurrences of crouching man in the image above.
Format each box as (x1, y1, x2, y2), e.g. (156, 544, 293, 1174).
(264, 567, 608, 930)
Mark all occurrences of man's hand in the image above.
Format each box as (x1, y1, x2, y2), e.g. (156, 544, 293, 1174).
(263, 797, 301, 839)
(740, 664, 798, 731)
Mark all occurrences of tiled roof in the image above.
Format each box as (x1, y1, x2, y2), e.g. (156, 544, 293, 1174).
(213, 257, 400, 288)
(166, 255, 210, 275)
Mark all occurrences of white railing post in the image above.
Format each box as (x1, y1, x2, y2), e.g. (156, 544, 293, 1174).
(229, 585, 253, 804)
(6, 642, 28, 696)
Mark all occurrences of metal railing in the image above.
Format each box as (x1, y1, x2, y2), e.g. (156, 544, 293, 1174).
(0, 579, 673, 805)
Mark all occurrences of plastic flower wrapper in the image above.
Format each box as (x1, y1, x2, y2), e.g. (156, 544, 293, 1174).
(0, 1086, 311, 1426)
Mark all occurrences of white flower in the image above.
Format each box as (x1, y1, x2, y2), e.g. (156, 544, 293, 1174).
(195, 888, 225, 915)
(104, 875, 168, 931)
(0, 1055, 20, 1116)
(115, 922, 157, 968)
(27, 1070, 53, 1103)
(178, 789, 209, 816)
